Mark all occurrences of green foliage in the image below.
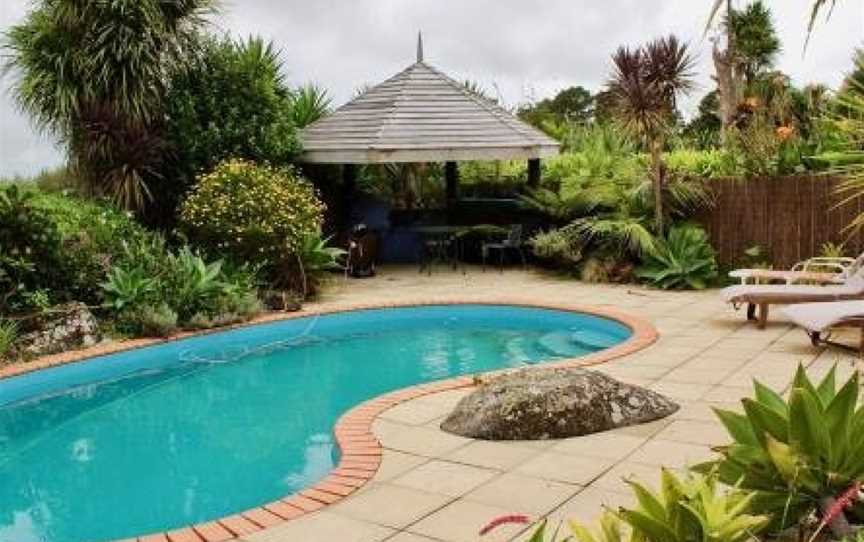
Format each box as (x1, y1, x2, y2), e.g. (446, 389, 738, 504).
(529, 227, 583, 269)
(180, 159, 325, 281)
(2, 0, 216, 210)
(664, 149, 739, 179)
(0, 186, 66, 313)
(698, 365, 864, 530)
(606, 35, 696, 233)
(120, 303, 179, 338)
(459, 161, 528, 198)
(30, 191, 153, 303)
(636, 225, 719, 289)
(728, 1, 781, 84)
(102, 245, 262, 338)
(295, 234, 346, 298)
(0, 319, 18, 359)
(290, 84, 332, 128)
(163, 36, 302, 209)
(101, 267, 158, 312)
(518, 86, 595, 129)
(530, 471, 768, 542)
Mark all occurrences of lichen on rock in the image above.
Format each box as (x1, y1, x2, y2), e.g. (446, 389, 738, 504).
(441, 367, 679, 440)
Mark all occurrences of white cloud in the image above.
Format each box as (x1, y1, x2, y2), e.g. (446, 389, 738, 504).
(1, 0, 861, 177)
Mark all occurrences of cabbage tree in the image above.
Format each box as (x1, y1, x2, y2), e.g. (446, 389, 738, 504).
(2, 0, 217, 210)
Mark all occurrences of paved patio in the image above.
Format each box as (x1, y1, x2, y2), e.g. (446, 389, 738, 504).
(241, 266, 860, 542)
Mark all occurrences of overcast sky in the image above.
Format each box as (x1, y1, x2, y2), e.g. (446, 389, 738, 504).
(0, 0, 861, 177)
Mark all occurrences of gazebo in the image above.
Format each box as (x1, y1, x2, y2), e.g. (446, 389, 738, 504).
(299, 35, 561, 221)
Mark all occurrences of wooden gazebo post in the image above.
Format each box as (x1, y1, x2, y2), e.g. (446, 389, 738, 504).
(445, 161, 459, 208)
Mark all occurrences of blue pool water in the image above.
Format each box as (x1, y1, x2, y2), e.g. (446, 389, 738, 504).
(0, 305, 631, 542)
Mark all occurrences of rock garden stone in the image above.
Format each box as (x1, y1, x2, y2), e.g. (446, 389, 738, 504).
(17, 302, 101, 357)
(441, 367, 679, 440)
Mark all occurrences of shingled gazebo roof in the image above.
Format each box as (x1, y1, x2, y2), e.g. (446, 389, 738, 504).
(299, 40, 560, 164)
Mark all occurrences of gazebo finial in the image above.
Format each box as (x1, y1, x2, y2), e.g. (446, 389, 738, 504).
(417, 31, 424, 63)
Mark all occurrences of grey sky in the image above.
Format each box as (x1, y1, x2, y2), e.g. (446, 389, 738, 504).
(1, 0, 862, 177)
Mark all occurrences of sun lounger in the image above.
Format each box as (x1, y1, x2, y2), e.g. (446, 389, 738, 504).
(729, 255, 860, 285)
(781, 301, 864, 353)
(722, 274, 864, 329)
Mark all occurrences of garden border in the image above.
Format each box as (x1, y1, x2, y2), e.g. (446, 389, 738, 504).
(0, 299, 658, 542)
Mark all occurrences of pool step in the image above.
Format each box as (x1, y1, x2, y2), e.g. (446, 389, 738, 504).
(536, 330, 621, 356)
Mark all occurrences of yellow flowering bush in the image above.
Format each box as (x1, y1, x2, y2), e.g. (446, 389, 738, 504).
(180, 160, 325, 271)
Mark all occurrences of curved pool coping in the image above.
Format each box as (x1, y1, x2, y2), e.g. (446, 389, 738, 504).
(0, 299, 658, 542)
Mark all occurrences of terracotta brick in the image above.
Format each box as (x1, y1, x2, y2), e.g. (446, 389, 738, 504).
(283, 494, 326, 513)
(192, 522, 234, 542)
(333, 467, 376, 478)
(242, 507, 284, 528)
(218, 515, 261, 536)
(139, 534, 170, 542)
(313, 481, 355, 496)
(264, 500, 306, 520)
(325, 474, 368, 487)
(301, 488, 344, 504)
(166, 528, 204, 542)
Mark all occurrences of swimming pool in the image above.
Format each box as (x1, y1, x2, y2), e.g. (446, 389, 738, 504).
(0, 304, 634, 542)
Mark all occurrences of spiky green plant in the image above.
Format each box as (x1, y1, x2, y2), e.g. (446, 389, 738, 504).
(636, 224, 719, 290)
(697, 365, 864, 533)
(525, 470, 768, 542)
(290, 84, 332, 128)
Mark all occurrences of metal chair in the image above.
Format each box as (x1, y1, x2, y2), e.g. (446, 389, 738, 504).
(482, 224, 526, 272)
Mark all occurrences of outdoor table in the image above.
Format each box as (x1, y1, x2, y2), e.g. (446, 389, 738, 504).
(411, 226, 463, 274)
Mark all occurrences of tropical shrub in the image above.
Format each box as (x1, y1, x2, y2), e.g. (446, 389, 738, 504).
(3, 0, 216, 211)
(0, 186, 66, 313)
(120, 303, 179, 338)
(516, 470, 769, 542)
(163, 36, 301, 209)
(0, 319, 18, 359)
(664, 149, 739, 179)
(290, 84, 332, 128)
(30, 192, 153, 303)
(294, 234, 346, 298)
(636, 225, 719, 290)
(530, 228, 583, 269)
(179, 159, 325, 282)
(697, 365, 864, 533)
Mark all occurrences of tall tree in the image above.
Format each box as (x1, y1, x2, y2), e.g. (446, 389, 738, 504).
(607, 35, 696, 234)
(728, 1, 781, 84)
(3, 0, 216, 211)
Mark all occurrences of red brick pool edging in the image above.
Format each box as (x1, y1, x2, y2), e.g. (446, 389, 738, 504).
(0, 300, 658, 542)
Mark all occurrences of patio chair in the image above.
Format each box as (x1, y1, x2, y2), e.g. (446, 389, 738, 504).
(721, 270, 864, 329)
(481, 224, 526, 272)
(781, 300, 864, 353)
(729, 253, 862, 285)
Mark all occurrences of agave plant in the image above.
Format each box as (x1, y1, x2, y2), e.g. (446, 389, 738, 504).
(100, 266, 158, 311)
(524, 470, 768, 542)
(698, 365, 864, 535)
(636, 224, 719, 290)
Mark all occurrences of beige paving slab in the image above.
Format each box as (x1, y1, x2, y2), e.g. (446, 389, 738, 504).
(628, 439, 716, 469)
(243, 511, 395, 542)
(546, 487, 636, 525)
(382, 425, 473, 457)
(409, 499, 530, 542)
(548, 432, 647, 461)
(391, 460, 498, 497)
(330, 484, 453, 529)
(373, 450, 430, 483)
(443, 440, 542, 471)
(515, 451, 615, 485)
(653, 420, 731, 446)
(380, 401, 450, 426)
(464, 472, 581, 516)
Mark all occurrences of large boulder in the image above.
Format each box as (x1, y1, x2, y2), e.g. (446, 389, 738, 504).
(441, 368, 679, 440)
(17, 302, 101, 357)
